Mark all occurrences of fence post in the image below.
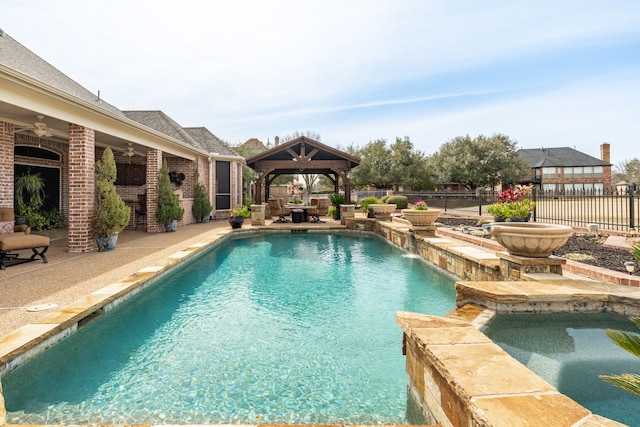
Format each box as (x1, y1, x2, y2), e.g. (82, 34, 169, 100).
(444, 190, 448, 212)
(478, 189, 483, 216)
(630, 183, 636, 230)
(533, 188, 538, 222)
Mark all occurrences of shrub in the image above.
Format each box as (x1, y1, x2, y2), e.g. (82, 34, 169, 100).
(359, 196, 381, 211)
(380, 195, 391, 203)
(94, 148, 131, 236)
(156, 160, 184, 225)
(385, 195, 408, 209)
(231, 206, 251, 218)
(192, 183, 212, 221)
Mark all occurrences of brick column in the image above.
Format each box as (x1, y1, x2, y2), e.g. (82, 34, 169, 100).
(146, 148, 162, 232)
(0, 121, 14, 207)
(67, 124, 95, 252)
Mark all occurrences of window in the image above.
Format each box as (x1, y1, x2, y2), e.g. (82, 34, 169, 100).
(542, 183, 556, 193)
(573, 167, 583, 178)
(542, 167, 556, 178)
(594, 166, 603, 177)
(15, 145, 61, 161)
(583, 166, 593, 178)
(594, 183, 604, 193)
(215, 161, 231, 210)
(564, 183, 574, 194)
(563, 167, 572, 178)
(116, 164, 146, 185)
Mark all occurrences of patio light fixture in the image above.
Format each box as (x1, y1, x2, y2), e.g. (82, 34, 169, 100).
(624, 261, 636, 275)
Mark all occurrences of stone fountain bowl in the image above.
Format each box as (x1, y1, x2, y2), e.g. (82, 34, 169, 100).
(487, 222, 574, 258)
(401, 208, 441, 226)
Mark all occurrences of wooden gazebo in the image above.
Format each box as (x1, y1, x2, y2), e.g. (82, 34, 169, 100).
(245, 136, 360, 204)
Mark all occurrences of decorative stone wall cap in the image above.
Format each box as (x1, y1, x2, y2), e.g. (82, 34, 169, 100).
(250, 204, 266, 212)
(396, 311, 471, 332)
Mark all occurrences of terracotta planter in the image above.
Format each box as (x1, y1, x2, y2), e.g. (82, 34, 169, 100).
(488, 223, 573, 258)
(401, 209, 441, 226)
(368, 204, 397, 221)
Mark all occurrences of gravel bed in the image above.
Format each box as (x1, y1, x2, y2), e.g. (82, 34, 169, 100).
(435, 216, 637, 274)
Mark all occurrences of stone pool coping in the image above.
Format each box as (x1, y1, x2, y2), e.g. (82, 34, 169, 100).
(398, 308, 627, 427)
(1, 219, 638, 426)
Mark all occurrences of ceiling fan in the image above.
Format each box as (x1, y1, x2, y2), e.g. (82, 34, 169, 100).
(15, 115, 56, 138)
(123, 142, 135, 158)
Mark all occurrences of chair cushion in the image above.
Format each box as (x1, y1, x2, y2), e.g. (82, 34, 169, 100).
(0, 234, 50, 251)
(0, 221, 14, 234)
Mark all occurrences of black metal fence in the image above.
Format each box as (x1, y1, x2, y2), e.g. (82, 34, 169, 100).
(357, 184, 640, 231)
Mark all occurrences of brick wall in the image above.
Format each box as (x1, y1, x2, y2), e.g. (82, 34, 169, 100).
(67, 124, 95, 252)
(6, 123, 220, 238)
(0, 121, 14, 207)
(145, 149, 162, 232)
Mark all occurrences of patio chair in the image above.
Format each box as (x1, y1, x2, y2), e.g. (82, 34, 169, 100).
(308, 198, 329, 223)
(0, 207, 30, 234)
(268, 198, 289, 223)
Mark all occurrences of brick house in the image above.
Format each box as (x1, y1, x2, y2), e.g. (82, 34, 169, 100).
(0, 30, 244, 252)
(518, 143, 613, 195)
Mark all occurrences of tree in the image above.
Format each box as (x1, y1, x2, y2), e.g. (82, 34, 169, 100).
(614, 158, 640, 184)
(281, 130, 321, 142)
(349, 137, 435, 191)
(387, 137, 435, 191)
(94, 148, 131, 237)
(156, 160, 184, 226)
(428, 134, 528, 190)
(350, 139, 392, 189)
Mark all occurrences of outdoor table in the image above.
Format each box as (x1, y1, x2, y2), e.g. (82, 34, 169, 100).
(286, 205, 309, 222)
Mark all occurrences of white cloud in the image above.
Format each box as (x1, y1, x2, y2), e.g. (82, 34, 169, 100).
(3, 0, 640, 164)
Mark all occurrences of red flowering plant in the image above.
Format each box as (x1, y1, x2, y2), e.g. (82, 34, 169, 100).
(409, 200, 429, 210)
(487, 185, 535, 221)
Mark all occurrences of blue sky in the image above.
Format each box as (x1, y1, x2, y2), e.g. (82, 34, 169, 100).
(3, 0, 640, 166)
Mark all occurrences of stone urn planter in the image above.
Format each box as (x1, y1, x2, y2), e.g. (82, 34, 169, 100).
(401, 209, 441, 226)
(368, 204, 397, 221)
(95, 233, 119, 252)
(487, 223, 573, 258)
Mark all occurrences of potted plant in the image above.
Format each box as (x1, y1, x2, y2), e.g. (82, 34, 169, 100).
(93, 148, 131, 251)
(486, 185, 536, 222)
(329, 193, 345, 220)
(14, 171, 45, 226)
(359, 196, 381, 218)
(401, 200, 441, 226)
(192, 182, 212, 223)
(229, 205, 251, 229)
(156, 160, 184, 232)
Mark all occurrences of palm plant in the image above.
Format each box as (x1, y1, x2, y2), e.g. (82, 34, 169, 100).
(600, 316, 640, 394)
(600, 244, 640, 394)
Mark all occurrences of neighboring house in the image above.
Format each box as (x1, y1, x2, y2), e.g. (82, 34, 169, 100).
(518, 143, 612, 194)
(0, 30, 244, 252)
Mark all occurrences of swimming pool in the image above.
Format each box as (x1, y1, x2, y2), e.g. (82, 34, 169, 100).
(483, 312, 640, 426)
(2, 232, 457, 424)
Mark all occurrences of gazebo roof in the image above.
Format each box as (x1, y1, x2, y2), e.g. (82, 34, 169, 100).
(245, 136, 360, 176)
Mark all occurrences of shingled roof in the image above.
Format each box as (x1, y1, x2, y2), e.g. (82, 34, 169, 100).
(184, 127, 239, 157)
(518, 147, 611, 168)
(123, 110, 198, 146)
(0, 30, 125, 118)
(2, 30, 236, 158)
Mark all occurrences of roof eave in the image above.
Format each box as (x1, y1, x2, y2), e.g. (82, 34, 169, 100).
(1, 65, 207, 160)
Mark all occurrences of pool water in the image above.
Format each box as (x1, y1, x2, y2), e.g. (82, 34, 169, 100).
(483, 312, 640, 426)
(2, 233, 457, 425)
